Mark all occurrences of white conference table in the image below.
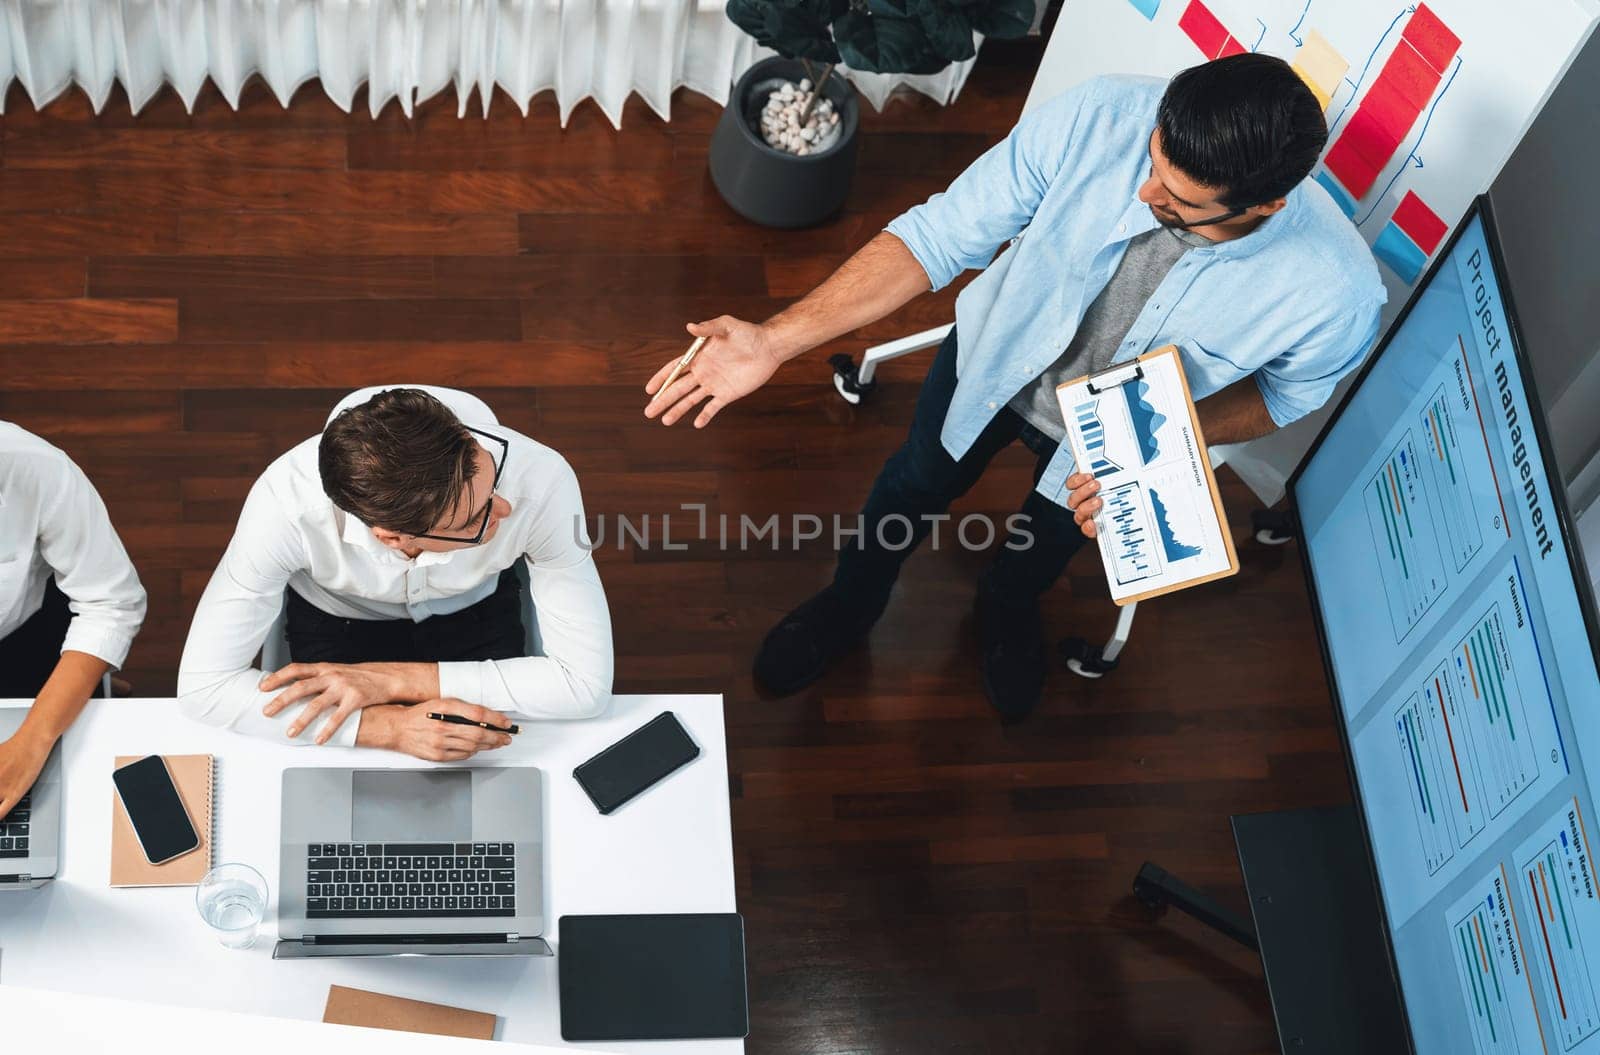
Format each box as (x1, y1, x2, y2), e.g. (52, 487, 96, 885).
(0, 694, 741, 1053)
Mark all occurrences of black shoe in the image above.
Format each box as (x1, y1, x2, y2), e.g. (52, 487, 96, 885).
(754, 585, 883, 695)
(975, 579, 1045, 723)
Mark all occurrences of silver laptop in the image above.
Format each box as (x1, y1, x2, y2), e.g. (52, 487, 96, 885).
(0, 709, 62, 891)
(274, 766, 549, 958)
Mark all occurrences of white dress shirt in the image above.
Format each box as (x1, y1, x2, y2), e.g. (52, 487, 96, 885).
(177, 412, 614, 747)
(0, 422, 147, 672)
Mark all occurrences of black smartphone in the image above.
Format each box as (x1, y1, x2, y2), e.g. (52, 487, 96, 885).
(574, 712, 701, 815)
(112, 755, 200, 865)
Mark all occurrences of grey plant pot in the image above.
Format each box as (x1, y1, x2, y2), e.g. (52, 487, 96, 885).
(709, 57, 861, 229)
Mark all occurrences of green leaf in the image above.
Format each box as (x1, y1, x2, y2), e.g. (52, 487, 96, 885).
(910, 0, 977, 61)
(835, 11, 952, 73)
(727, 0, 841, 62)
(967, 0, 1034, 39)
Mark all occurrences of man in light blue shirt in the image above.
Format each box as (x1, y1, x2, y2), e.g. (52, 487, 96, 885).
(644, 55, 1385, 720)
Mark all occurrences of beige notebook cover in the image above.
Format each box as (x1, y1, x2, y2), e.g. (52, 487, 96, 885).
(323, 985, 498, 1040)
(109, 754, 214, 887)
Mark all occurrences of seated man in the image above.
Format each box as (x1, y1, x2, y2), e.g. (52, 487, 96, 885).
(0, 422, 147, 817)
(178, 388, 613, 760)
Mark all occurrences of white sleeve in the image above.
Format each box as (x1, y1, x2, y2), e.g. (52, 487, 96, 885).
(31, 452, 146, 669)
(176, 476, 362, 747)
(437, 460, 613, 719)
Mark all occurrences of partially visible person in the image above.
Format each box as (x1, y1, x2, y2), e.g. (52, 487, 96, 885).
(178, 388, 612, 761)
(0, 422, 147, 818)
(642, 56, 1384, 720)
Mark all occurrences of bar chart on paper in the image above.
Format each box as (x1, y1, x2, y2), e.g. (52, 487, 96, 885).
(1102, 482, 1158, 585)
(1447, 866, 1546, 1055)
(1367, 430, 1449, 641)
(1074, 401, 1123, 479)
(1515, 802, 1600, 1052)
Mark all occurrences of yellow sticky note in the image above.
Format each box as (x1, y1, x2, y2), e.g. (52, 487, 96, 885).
(1291, 29, 1350, 111)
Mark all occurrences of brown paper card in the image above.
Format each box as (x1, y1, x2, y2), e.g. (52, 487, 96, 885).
(323, 985, 498, 1041)
(109, 754, 213, 887)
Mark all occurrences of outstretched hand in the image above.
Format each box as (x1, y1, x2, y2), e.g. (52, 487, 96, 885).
(643, 317, 784, 429)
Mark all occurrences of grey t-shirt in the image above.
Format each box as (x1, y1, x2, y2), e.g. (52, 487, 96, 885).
(1007, 224, 1211, 441)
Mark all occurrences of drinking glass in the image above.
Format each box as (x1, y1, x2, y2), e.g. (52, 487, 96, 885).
(196, 862, 268, 950)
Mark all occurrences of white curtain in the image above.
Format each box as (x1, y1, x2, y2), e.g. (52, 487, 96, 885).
(0, 0, 978, 125)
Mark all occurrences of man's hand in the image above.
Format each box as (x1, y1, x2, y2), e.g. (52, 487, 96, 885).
(261, 662, 437, 745)
(356, 700, 515, 762)
(1065, 472, 1102, 539)
(0, 726, 56, 820)
(643, 317, 784, 429)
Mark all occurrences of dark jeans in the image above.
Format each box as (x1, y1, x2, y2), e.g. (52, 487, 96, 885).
(834, 327, 1089, 608)
(285, 568, 528, 666)
(0, 578, 72, 698)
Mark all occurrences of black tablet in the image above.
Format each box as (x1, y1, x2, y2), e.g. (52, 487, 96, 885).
(558, 912, 749, 1041)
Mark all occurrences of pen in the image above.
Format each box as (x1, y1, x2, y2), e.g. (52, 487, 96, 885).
(658, 335, 708, 396)
(426, 712, 520, 735)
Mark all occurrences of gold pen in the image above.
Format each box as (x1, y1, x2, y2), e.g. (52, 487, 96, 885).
(658, 335, 708, 397)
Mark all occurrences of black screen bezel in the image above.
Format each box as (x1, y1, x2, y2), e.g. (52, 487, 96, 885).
(1284, 193, 1600, 1052)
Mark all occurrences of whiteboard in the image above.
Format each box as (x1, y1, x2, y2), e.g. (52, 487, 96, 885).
(1024, 0, 1599, 503)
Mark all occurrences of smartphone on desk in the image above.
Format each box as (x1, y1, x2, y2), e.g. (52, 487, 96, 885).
(112, 755, 200, 865)
(574, 712, 700, 815)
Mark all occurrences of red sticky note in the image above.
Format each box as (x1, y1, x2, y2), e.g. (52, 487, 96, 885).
(1341, 107, 1403, 169)
(1379, 43, 1441, 109)
(1402, 4, 1461, 74)
(1391, 191, 1448, 254)
(1324, 136, 1381, 199)
(1179, 0, 1230, 59)
(1362, 78, 1422, 144)
(1219, 36, 1248, 58)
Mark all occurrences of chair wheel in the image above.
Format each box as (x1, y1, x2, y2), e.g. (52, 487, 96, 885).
(1060, 636, 1119, 679)
(1251, 509, 1297, 546)
(829, 353, 875, 405)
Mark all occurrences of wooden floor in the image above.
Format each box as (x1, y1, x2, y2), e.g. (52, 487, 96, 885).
(0, 36, 1353, 1053)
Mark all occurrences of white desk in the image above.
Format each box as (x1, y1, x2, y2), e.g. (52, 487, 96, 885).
(0, 695, 741, 1052)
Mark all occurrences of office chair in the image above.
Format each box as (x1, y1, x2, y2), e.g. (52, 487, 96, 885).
(830, 327, 1134, 678)
(259, 385, 541, 675)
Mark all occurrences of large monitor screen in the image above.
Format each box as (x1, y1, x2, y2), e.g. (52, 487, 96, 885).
(1293, 199, 1600, 1055)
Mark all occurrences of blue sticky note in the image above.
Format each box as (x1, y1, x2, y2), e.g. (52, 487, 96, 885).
(1373, 223, 1426, 284)
(1127, 0, 1160, 19)
(1315, 170, 1357, 218)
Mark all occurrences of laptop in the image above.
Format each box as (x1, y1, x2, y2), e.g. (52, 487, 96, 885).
(0, 708, 62, 891)
(274, 766, 549, 958)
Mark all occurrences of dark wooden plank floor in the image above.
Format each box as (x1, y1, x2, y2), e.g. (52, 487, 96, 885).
(0, 36, 1352, 1053)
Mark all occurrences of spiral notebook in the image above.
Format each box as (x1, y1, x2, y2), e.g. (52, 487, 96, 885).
(109, 754, 215, 888)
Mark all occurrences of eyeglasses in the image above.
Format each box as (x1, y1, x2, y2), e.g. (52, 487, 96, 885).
(411, 427, 509, 545)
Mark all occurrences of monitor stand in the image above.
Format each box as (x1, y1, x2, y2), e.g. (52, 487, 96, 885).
(1134, 805, 1409, 1054)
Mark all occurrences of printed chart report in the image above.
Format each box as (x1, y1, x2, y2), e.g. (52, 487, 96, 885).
(1055, 346, 1236, 604)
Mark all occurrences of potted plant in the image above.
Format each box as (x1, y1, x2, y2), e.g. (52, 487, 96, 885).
(710, 0, 1036, 228)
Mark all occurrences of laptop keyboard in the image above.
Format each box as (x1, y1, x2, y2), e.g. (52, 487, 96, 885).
(304, 842, 516, 918)
(0, 792, 30, 858)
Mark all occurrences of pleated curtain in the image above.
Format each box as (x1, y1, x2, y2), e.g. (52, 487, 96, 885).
(0, 0, 979, 124)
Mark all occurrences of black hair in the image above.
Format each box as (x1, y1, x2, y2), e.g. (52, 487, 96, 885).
(320, 388, 477, 534)
(1156, 53, 1328, 209)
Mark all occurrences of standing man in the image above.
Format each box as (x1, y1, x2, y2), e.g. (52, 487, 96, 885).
(0, 422, 147, 817)
(179, 388, 613, 759)
(644, 55, 1384, 720)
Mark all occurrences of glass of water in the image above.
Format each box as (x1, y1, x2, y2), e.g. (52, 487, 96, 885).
(196, 863, 268, 950)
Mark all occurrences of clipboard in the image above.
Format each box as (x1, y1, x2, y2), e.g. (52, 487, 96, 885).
(1055, 344, 1239, 605)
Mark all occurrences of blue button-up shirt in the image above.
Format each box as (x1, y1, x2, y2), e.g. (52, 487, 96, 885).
(885, 74, 1386, 508)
